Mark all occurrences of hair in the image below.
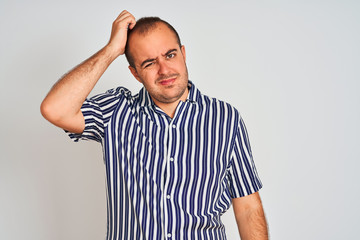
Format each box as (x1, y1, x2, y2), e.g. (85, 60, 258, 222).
(124, 17, 182, 69)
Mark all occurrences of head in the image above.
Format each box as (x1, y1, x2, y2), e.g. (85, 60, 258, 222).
(125, 17, 189, 106)
(125, 17, 182, 68)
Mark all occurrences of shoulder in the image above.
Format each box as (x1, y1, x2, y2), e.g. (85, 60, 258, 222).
(90, 86, 132, 100)
(87, 86, 135, 106)
(199, 92, 241, 121)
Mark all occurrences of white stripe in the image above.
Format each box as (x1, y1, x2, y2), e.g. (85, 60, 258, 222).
(66, 82, 263, 239)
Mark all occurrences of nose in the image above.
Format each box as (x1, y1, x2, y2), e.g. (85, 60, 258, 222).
(157, 59, 171, 75)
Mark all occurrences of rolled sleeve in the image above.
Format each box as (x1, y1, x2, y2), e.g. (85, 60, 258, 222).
(65, 98, 104, 143)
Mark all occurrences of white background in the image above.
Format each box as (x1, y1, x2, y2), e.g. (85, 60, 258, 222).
(1, 0, 359, 239)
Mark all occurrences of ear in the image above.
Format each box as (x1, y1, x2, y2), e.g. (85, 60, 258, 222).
(128, 66, 142, 83)
(180, 45, 186, 62)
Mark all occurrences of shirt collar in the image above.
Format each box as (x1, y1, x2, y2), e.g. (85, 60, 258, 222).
(138, 80, 201, 108)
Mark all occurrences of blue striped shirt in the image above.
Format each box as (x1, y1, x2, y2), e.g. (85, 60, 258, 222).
(66, 80, 262, 240)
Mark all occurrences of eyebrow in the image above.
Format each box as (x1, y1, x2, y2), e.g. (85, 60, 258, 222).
(140, 49, 178, 68)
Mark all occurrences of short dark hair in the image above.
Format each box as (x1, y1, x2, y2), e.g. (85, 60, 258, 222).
(125, 17, 182, 69)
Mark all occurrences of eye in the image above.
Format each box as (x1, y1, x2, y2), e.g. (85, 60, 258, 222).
(166, 53, 176, 59)
(144, 62, 154, 68)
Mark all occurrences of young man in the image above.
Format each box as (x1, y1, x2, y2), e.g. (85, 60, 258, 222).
(41, 10, 268, 240)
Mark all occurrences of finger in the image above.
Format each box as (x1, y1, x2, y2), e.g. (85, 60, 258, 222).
(128, 17, 136, 29)
(115, 10, 135, 24)
(115, 15, 136, 30)
(115, 10, 129, 21)
(117, 12, 135, 23)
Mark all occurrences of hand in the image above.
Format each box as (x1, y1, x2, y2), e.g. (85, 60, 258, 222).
(107, 10, 136, 57)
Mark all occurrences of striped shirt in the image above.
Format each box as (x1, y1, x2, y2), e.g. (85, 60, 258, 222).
(66, 80, 262, 240)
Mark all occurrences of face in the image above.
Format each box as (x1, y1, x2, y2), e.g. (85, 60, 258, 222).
(128, 23, 189, 106)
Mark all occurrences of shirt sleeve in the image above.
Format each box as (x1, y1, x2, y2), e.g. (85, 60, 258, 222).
(64, 88, 125, 143)
(64, 98, 104, 143)
(227, 116, 263, 198)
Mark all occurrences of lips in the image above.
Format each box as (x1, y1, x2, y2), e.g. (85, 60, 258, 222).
(159, 77, 176, 86)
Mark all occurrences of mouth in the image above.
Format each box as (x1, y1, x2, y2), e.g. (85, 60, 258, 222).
(159, 77, 176, 86)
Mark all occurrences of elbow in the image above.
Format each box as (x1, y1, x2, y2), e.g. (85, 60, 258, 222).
(40, 99, 84, 133)
(40, 100, 51, 120)
(40, 99, 60, 123)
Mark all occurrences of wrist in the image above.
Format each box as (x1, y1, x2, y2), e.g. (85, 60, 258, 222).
(104, 43, 123, 60)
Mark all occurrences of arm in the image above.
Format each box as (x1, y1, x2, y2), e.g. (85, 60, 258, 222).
(40, 10, 136, 133)
(232, 192, 268, 240)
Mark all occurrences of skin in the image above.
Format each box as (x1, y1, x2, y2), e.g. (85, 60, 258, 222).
(40, 10, 268, 239)
(127, 23, 189, 118)
(40, 10, 136, 133)
(232, 192, 269, 240)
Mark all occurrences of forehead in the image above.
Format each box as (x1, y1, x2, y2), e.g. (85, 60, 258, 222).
(128, 23, 180, 61)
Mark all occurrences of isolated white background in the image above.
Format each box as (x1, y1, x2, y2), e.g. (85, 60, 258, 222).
(1, 0, 359, 239)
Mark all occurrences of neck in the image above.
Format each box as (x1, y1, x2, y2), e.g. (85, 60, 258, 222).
(153, 87, 189, 118)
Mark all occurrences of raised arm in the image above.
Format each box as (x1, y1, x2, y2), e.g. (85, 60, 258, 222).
(232, 192, 269, 240)
(40, 10, 136, 133)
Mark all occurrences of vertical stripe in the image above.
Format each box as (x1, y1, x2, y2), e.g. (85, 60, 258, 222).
(66, 81, 263, 239)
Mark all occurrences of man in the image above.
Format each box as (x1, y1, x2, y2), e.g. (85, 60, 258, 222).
(41, 10, 268, 240)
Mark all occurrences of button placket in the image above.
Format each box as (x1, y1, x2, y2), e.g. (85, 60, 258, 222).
(162, 102, 183, 239)
(162, 117, 176, 239)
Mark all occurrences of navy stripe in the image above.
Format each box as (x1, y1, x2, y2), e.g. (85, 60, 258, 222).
(66, 80, 262, 239)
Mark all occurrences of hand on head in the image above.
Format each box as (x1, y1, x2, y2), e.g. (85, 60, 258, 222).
(107, 10, 136, 58)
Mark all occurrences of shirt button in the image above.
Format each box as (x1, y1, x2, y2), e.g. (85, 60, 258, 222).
(167, 233, 172, 237)
(166, 195, 171, 199)
(172, 124, 176, 128)
(170, 157, 174, 161)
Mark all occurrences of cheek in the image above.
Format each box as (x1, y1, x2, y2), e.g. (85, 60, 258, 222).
(139, 69, 157, 83)
(175, 58, 186, 69)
